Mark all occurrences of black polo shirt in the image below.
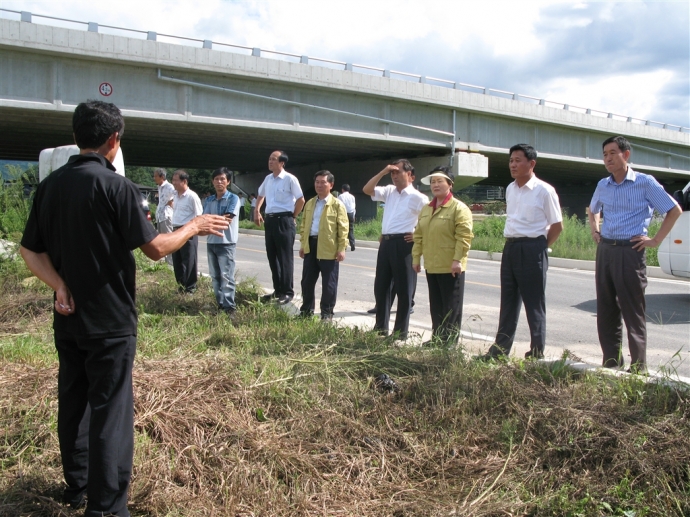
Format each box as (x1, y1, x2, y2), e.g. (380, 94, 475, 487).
(21, 153, 158, 338)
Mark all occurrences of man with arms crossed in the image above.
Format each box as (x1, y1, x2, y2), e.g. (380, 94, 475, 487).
(204, 167, 240, 315)
(171, 170, 203, 293)
(482, 144, 563, 360)
(588, 135, 681, 373)
(254, 150, 305, 304)
(363, 159, 428, 339)
(299, 170, 349, 321)
(153, 167, 175, 265)
(19, 101, 227, 516)
(338, 183, 357, 251)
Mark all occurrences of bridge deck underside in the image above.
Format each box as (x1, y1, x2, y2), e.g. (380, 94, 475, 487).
(1, 107, 444, 170)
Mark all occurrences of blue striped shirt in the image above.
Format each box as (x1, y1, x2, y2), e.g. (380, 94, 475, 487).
(589, 168, 678, 239)
(203, 190, 239, 244)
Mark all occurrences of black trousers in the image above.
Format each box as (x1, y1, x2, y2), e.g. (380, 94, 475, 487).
(490, 237, 548, 356)
(427, 271, 466, 344)
(595, 242, 647, 369)
(300, 236, 340, 315)
(55, 332, 136, 517)
(374, 237, 416, 338)
(264, 213, 296, 297)
(171, 232, 198, 293)
(346, 212, 355, 250)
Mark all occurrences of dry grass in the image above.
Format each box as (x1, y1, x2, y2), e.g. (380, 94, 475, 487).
(1, 263, 689, 516)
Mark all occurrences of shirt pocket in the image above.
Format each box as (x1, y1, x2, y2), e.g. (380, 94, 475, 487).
(276, 187, 292, 204)
(518, 201, 543, 223)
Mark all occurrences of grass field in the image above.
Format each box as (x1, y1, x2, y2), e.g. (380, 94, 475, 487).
(1, 252, 688, 516)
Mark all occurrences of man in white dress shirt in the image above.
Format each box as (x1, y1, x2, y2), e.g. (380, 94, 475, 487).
(254, 150, 306, 304)
(482, 144, 563, 360)
(153, 168, 175, 265)
(363, 159, 428, 339)
(338, 184, 357, 251)
(171, 170, 203, 293)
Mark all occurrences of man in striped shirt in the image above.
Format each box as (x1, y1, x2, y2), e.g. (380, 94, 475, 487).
(588, 135, 681, 373)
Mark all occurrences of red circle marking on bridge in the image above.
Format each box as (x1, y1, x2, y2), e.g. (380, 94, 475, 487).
(99, 82, 113, 96)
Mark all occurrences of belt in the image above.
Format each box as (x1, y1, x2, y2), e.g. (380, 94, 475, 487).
(505, 236, 545, 243)
(265, 211, 293, 218)
(381, 233, 407, 240)
(601, 237, 635, 246)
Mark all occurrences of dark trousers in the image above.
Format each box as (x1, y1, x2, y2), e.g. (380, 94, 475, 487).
(346, 212, 355, 250)
(490, 237, 548, 356)
(55, 332, 136, 517)
(171, 232, 198, 292)
(264, 213, 296, 297)
(300, 236, 340, 316)
(374, 237, 416, 338)
(427, 271, 466, 344)
(595, 242, 648, 369)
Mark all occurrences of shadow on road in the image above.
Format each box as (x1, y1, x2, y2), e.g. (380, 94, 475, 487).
(572, 293, 690, 326)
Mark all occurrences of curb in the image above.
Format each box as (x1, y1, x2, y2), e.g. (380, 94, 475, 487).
(238, 229, 687, 281)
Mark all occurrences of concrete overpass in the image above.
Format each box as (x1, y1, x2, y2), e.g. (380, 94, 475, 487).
(1, 11, 689, 215)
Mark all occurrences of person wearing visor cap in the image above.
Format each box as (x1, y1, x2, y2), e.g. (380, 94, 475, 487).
(412, 166, 473, 346)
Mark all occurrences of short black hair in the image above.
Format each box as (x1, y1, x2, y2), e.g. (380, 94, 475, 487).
(430, 165, 455, 186)
(391, 159, 414, 175)
(602, 135, 631, 153)
(314, 170, 334, 184)
(341, 184, 351, 192)
(154, 168, 167, 180)
(72, 100, 125, 150)
(173, 170, 189, 183)
(276, 150, 289, 165)
(212, 167, 232, 182)
(509, 143, 537, 161)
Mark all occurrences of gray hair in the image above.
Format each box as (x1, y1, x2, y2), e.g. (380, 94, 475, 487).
(154, 168, 167, 180)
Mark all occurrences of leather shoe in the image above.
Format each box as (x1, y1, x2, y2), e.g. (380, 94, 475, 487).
(477, 352, 504, 362)
(524, 349, 544, 360)
(260, 292, 276, 303)
(367, 307, 377, 314)
(277, 294, 293, 305)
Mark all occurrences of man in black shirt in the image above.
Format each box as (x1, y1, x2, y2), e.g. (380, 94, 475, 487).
(20, 101, 228, 517)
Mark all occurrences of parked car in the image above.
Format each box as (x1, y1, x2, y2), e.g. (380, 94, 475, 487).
(658, 181, 690, 279)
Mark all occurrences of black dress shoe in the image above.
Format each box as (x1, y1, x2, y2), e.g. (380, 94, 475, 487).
(277, 294, 293, 305)
(477, 352, 503, 362)
(524, 349, 544, 360)
(260, 292, 276, 303)
(367, 307, 377, 314)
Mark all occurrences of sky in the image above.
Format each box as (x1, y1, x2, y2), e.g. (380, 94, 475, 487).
(2, 0, 688, 128)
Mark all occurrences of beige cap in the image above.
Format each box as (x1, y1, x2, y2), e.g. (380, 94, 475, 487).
(421, 171, 453, 185)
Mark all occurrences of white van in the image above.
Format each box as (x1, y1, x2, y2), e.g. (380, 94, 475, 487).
(658, 182, 690, 279)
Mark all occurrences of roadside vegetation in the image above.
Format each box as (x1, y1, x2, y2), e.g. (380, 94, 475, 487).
(238, 205, 664, 266)
(1, 248, 688, 516)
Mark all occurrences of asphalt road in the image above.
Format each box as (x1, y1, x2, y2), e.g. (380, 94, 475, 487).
(198, 234, 690, 377)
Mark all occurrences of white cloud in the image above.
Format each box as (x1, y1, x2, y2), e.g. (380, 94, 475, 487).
(542, 69, 676, 122)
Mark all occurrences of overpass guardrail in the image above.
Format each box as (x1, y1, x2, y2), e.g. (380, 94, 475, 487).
(2, 8, 688, 135)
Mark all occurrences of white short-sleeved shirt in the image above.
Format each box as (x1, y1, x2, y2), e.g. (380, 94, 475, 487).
(156, 180, 175, 223)
(372, 184, 428, 234)
(504, 175, 562, 238)
(172, 188, 203, 226)
(338, 191, 356, 214)
(257, 170, 304, 214)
